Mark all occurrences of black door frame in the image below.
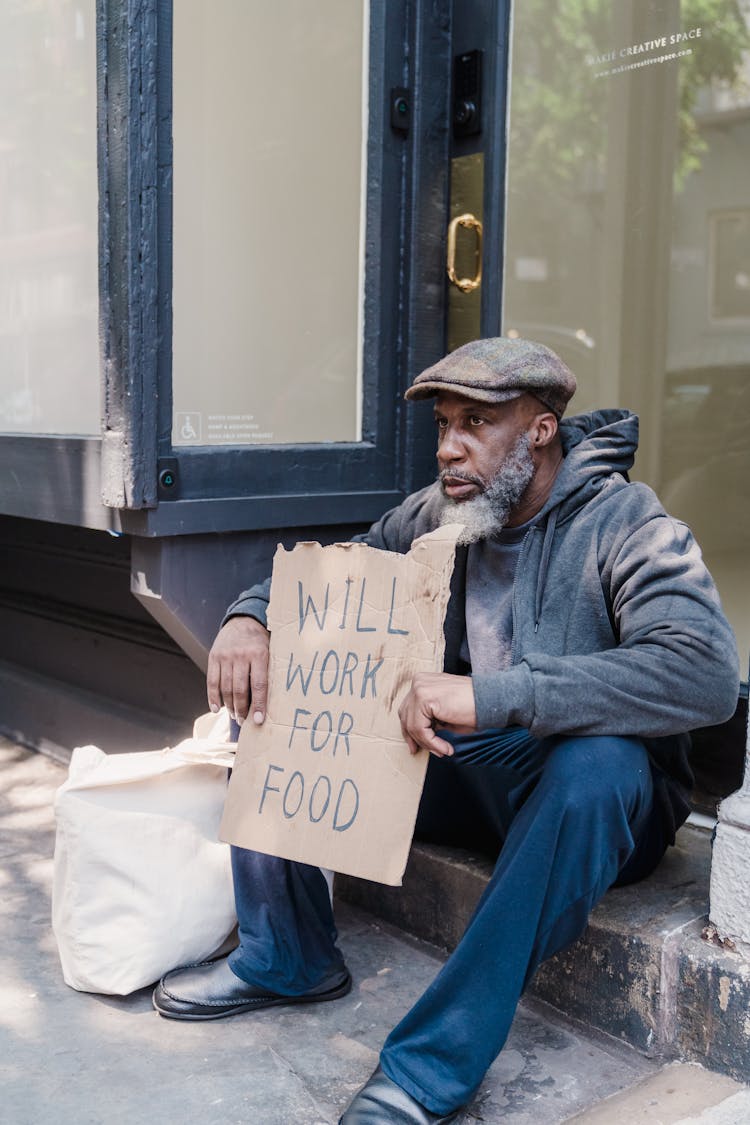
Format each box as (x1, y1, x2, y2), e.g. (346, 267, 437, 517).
(0, 0, 514, 537)
(100, 0, 460, 535)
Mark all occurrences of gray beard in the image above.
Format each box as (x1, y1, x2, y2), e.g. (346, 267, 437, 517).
(439, 433, 535, 544)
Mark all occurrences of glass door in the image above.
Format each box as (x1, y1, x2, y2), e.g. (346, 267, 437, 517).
(502, 0, 750, 667)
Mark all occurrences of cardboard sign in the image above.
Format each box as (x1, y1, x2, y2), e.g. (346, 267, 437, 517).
(220, 526, 460, 886)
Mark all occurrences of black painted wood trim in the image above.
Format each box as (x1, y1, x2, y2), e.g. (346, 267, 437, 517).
(0, 2, 449, 528)
(153, 1, 415, 510)
(0, 435, 403, 535)
(398, 0, 454, 496)
(480, 0, 512, 334)
(117, 490, 404, 537)
(98, 0, 161, 510)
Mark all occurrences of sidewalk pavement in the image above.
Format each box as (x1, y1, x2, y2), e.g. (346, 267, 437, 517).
(2, 737, 748, 1125)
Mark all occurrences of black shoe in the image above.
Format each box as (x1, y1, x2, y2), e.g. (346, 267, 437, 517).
(339, 1066, 462, 1124)
(152, 956, 352, 1021)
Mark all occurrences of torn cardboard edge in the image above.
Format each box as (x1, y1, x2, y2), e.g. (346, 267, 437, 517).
(220, 524, 461, 886)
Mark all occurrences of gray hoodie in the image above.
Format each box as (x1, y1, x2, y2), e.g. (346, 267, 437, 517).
(226, 410, 739, 838)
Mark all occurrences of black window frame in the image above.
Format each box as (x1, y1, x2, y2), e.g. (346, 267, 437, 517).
(0, 0, 458, 537)
(150, 0, 409, 532)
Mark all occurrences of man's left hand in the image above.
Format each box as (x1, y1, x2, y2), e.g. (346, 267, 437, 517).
(398, 673, 477, 758)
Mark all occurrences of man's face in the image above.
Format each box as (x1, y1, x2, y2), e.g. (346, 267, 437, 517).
(434, 392, 533, 499)
(434, 391, 537, 540)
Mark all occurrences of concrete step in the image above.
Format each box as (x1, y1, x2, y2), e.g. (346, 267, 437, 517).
(337, 825, 750, 1084)
(569, 1063, 750, 1123)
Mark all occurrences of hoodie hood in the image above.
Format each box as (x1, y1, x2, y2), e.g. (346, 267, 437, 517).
(528, 409, 639, 631)
(542, 408, 639, 524)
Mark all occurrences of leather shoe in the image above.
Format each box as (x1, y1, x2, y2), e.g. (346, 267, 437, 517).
(152, 956, 352, 1020)
(339, 1066, 462, 1124)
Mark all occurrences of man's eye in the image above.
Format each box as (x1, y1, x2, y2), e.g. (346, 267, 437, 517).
(436, 418, 448, 429)
(469, 416, 485, 426)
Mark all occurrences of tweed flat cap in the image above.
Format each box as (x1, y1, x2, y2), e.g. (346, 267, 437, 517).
(405, 337, 577, 418)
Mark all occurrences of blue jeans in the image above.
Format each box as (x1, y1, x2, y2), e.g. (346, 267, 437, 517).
(229, 729, 665, 1114)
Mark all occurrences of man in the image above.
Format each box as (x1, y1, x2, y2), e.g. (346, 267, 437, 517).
(153, 338, 738, 1124)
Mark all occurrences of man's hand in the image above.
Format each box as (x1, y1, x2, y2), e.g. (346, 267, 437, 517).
(398, 673, 477, 758)
(206, 616, 270, 726)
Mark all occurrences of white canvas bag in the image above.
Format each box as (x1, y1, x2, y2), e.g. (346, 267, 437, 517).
(52, 709, 238, 995)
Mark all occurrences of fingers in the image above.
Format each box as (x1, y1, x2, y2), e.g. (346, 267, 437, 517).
(408, 727, 455, 758)
(427, 731, 456, 757)
(206, 650, 223, 715)
(249, 651, 269, 725)
(231, 659, 251, 724)
(398, 677, 455, 759)
(399, 708, 453, 756)
(206, 617, 270, 724)
(399, 672, 478, 757)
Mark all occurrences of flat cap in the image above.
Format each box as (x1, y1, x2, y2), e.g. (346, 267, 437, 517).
(405, 337, 577, 418)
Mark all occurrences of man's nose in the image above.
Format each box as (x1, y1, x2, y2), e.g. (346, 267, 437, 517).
(437, 426, 466, 464)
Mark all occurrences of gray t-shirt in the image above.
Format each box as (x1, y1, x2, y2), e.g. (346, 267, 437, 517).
(459, 519, 537, 674)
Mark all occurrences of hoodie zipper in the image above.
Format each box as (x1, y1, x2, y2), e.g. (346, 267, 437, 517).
(509, 511, 559, 660)
(510, 524, 541, 666)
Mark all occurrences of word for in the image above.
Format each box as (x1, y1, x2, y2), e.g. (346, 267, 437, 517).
(288, 707, 353, 755)
(258, 764, 360, 832)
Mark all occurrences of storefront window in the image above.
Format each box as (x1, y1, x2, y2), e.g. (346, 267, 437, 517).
(0, 2, 99, 436)
(504, 0, 750, 665)
(172, 0, 368, 447)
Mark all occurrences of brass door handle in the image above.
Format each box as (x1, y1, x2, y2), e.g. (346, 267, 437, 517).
(446, 212, 483, 293)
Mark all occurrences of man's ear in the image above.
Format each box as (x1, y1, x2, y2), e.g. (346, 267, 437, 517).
(530, 412, 559, 448)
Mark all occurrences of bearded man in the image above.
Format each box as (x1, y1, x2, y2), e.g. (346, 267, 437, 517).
(153, 338, 738, 1125)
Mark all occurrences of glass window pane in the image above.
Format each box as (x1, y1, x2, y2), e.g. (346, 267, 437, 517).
(711, 210, 750, 321)
(172, 0, 368, 447)
(0, 2, 100, 436)
(504, 0, 750, 665)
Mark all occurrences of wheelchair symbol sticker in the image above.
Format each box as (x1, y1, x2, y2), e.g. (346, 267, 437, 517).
(176, 412, 201, 442)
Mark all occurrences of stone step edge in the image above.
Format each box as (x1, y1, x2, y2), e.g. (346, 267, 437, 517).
(335, 832, 750, 1084)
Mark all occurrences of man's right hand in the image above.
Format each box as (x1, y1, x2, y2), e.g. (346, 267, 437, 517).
(206, 616, 270, 726)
